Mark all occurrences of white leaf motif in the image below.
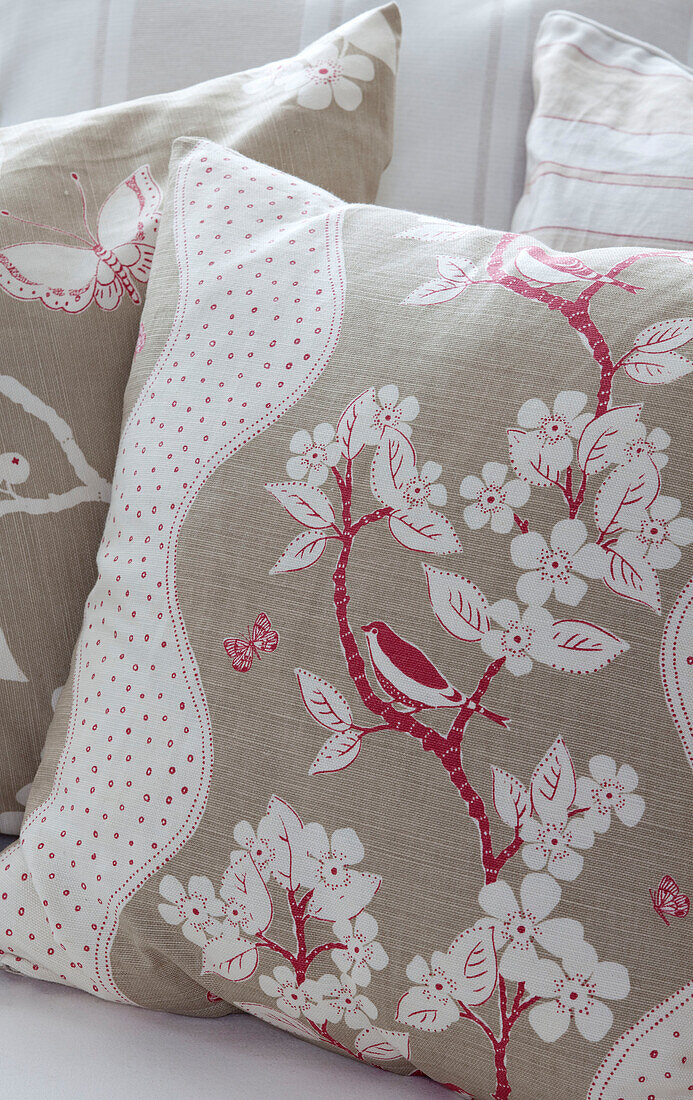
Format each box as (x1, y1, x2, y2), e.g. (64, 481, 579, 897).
(594, 458, 660, 536)
(577, 406, 642, 476)
(389, 508, 462, 554)
(423, 563, 489, 640)
(354, 1027, 411, 1061)
(395, 987, 459, 1032)
(443, 924, 498, 1006)
(309, 729, 362, 775)
(436, 255, 478, 282)
(604, 545, 661, 614)
(201, 928, 259, 982)
(296, 669, 352, 731)
(220, 851, 273, 934)
(265, 481, 336, 528)
(534, 619, 629, 675)
(620, 317, 693, 383)
(508, 429, 562, 487)
(336, 389, 377, 459)
(370, 431, 417, 507)
(261, 796, 310, 893)
(530, 737, 576, 824)
(401, 278, 468, 306)
(270, 530, 330, 573)
(491, 767, 530, 830)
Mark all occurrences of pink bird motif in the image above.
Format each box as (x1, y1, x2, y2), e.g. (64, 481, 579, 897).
(362, 621, 509, 727)
(514, 245, 641, 293)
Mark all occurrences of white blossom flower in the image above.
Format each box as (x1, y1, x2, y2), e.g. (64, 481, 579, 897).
(310, 972, 378, 1028)
(294, 45, 375, 111)
(302, 823, 381, 921)
(511, 519, 606, 607)
(331, 912, 388, 987)
(575, 756, 645, 834)
(232, 820, 276, 882)
(259, 965, 330, 1023)
(480, 600, 555, 676)
(621, 425, 670, 469)
(616, 495, 693, 571)
(460, 462, 530, 534)
(401, 461, 447, 510)
(397, 953, 461, 1031)
(525, 942, 629, 1043)
(366, 384, 419, 442)
(158, 875, 225, 946)
(286, 423, 341, 485)
(477, 874, 584, 981)
(521, 813, 594, 881)
(517, 391, 592, 471)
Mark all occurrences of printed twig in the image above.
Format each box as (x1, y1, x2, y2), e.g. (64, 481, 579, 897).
(482, 235, 652, 418)
(329, 470, 517, 885)
(0, 375, 111, 520)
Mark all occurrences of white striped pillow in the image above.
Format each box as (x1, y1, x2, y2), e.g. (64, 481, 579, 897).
(512, 10, 693, 250)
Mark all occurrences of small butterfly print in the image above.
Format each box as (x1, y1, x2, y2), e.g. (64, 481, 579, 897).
(650, 874, 690, 926)
(0, 166, 162, 313)
(223, 612, 280, 672)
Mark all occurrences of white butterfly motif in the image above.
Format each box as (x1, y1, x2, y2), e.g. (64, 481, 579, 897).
(0, 166, 162, 313)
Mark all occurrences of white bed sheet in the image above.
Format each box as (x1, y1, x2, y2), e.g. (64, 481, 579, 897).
(0, 970, 441, 1099)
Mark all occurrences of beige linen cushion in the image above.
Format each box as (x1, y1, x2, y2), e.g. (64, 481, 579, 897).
(2, 138, 692, 1099)
(0, 3, 400, 833)
(512, 11, 693, 251)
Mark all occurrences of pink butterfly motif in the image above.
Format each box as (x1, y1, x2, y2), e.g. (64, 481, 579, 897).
(223, 612, 280, 673)
(649, 874, 690, 926)
(0, 166, 162, 313)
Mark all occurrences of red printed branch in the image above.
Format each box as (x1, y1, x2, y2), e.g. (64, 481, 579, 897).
(329, 479, 516, 885)
(484, 235, 652, 418)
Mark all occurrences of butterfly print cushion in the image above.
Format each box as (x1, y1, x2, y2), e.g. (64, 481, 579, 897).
(0, 4, 400, 833)
(2, 139, 691, 1100)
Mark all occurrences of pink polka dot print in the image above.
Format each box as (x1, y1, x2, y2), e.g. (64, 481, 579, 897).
(0, 140, 346, 1001)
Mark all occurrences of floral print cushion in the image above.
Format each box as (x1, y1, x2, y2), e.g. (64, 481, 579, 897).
(2, 138, 691, 1100)
(0, 4, 400, 834)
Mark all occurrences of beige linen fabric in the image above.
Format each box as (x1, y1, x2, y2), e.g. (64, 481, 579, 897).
(3, 140, 692, 1100)
(512, 11, 693, 250)
(0, 4, 400, 832)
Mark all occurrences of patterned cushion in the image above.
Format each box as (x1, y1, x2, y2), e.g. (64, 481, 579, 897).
(3, 138, 691, 1100)
(0, 5, 400, 833)
(512, 11, 693, 250)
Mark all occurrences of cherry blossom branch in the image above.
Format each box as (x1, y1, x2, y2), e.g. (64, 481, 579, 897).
(304, 941, 344, 970)
(307, 1018, 364, 1059)
(254, 886, 345, 987)
(513, 513, 529, 534)
(254, 932, 297, 966)
(329, 480, 516, 884)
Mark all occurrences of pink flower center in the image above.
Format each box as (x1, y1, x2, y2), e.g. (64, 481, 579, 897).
(638, 518, 669, 547)
(538, 546, 573, 584)
(538, 414, 571, 445)
(501, 620, 534, 658)
(476, 483, 506, 514)
(309, 61, 342, 85)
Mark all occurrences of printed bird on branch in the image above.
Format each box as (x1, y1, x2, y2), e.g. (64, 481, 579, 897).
(514, 245, 641, 293)
(361, 621, 509, 727)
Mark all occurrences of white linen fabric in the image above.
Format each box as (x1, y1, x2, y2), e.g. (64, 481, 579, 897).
(2, 1, 693, 228)
(0, 971, 441, 1100)
(512, 11, 693, 250)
